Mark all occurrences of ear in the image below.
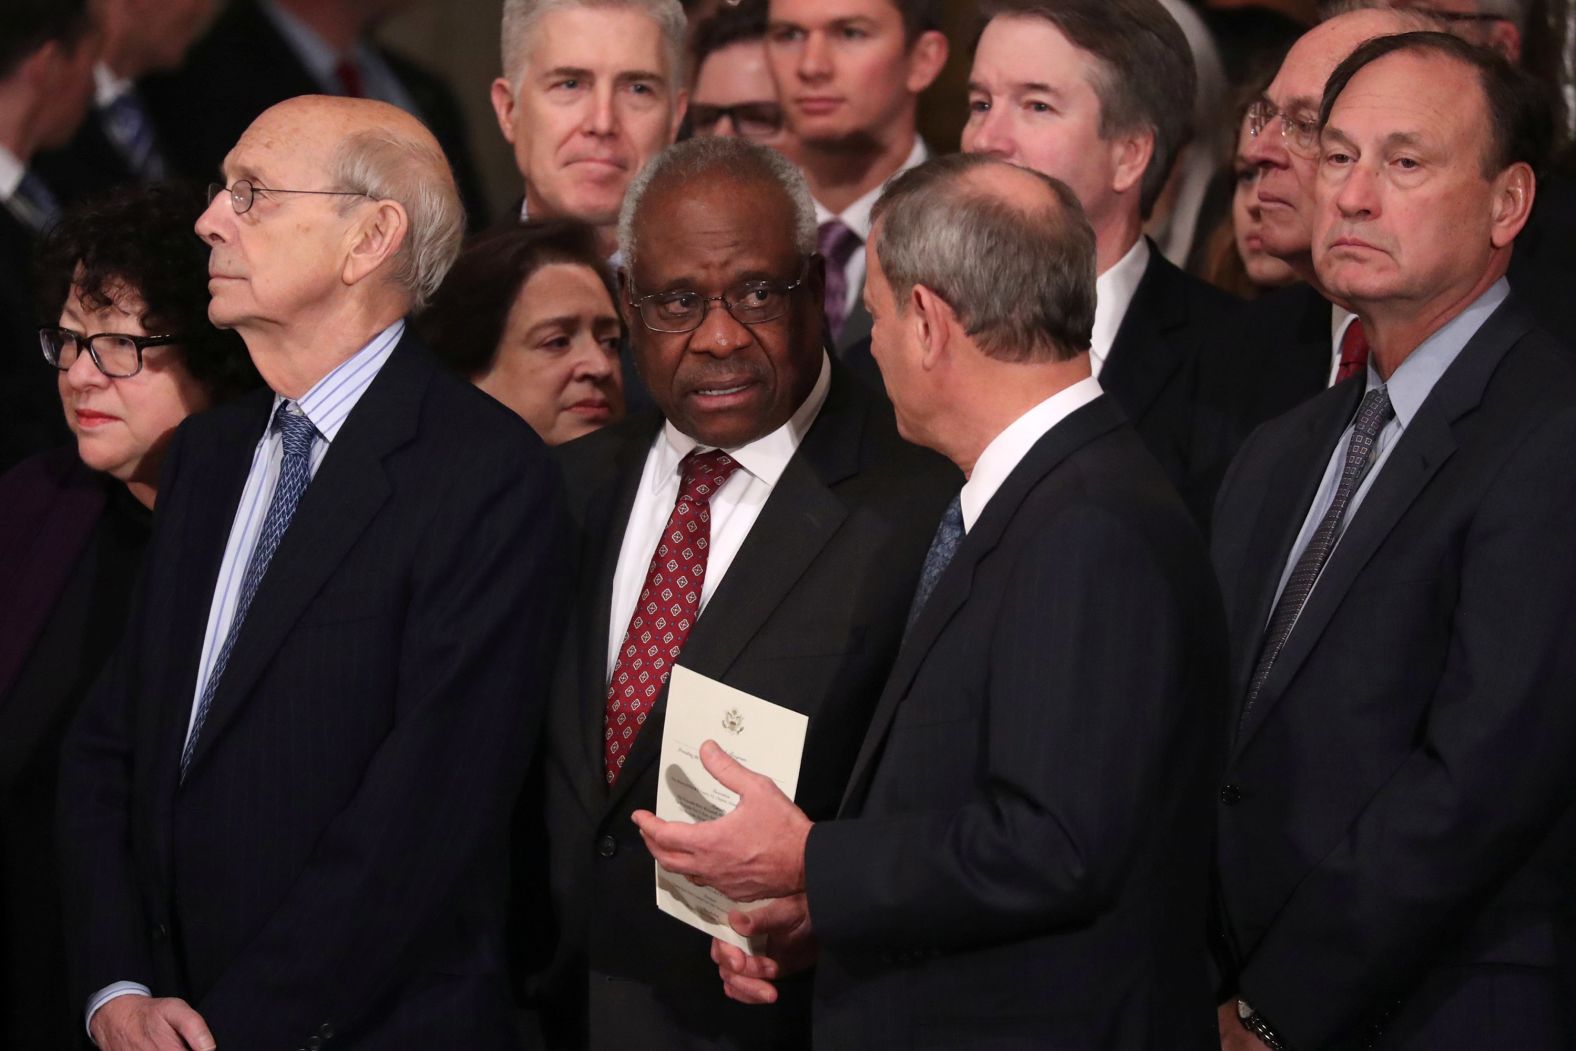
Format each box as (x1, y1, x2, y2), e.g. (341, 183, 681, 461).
(909, 282, 957, 370)
(490, 77, 519, 144)
(616, 268, 637, 329)
(342, 200, 410, 288)
(20, 39, 66, 91)
(669, 88, 689, 145)
(904, 29, 949, 96)
(1489, 161, 1535, 249)
(1487, 22, 1521, 65)
(1109, 125, 1155, 200)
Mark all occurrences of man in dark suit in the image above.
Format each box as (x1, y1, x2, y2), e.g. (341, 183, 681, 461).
(954, 0, 1243, 525)
(57, 96, 564, 1051)
(139, 0, 489, 225)
(527, 136, 955, 1050)
(1212, 33, 1576, 1050)
(637, 154, 1228, 1049)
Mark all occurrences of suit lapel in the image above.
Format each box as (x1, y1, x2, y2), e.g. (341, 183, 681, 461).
(178, 340, 425, 781)
(839, 396, 1125, 814)
(1098, 245, 1187, 423)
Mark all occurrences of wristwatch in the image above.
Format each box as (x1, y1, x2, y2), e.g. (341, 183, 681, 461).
(1237, 999, 1289, 1050)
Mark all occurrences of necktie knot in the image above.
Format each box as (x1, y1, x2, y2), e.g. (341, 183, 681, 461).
(1337, 319, 1370, 382)
(1352, 385, 1395, 439)
(274, 403, 317, 461)
(679, 449, 740, 504)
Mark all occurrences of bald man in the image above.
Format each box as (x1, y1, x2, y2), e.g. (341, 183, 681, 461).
(58, 96, 566, 1051)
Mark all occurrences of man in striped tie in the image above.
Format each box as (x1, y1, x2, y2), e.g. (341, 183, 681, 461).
(58, 95, 568, 1051)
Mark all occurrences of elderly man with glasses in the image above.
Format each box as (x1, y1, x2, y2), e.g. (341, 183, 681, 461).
(521, 134, 955, 1051)
(58, 94, 568, 1051)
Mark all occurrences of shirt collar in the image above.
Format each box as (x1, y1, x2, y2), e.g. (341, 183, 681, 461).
(0, 145, 24, 200)
(1330, 302, 1356, 348)
(94, 62, 133, 108)
(1365, 278, 1508, 428)
(1089, 237, 1150, 369)
(960, 376, 1104, 532)
(271, 319, 405, 443)
(653, 350, 832, 492)
(812, 137, 929, 238)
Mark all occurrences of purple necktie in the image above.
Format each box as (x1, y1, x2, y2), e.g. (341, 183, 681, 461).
(817, 219, 862, 342)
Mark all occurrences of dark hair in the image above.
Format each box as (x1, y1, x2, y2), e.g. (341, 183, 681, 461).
(417, 219, 619, 377)
(976, 0, 1196, 218)
(34, 182, 260, 401)
(0, 0, 92, 80)
(1319, 30, 1552, 177)
(898, 0, 945, 42)
(693, 0, 770, 72)
(871, 153, 1096, 363)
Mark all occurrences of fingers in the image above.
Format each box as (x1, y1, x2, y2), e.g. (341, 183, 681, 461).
(698, 739, 758, 795)
(731, 896, 805, 936)
(721, 969, 780, 1005)
(157, 1000, 215, 1051)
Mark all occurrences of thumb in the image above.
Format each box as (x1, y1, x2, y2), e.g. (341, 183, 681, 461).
(700, 740, 758, 795)
(161, 1000, 215, 1051)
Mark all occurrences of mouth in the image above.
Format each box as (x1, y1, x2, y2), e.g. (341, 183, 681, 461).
(74, 409, 119, 427)
(569, 157, 627, 172)
(1244, 234, 1264, 252)
(1330, 236, 1381, 253)
(566, 398, 612, 419)
(685, 380, 761, 411)
(794, 96, 843, 116)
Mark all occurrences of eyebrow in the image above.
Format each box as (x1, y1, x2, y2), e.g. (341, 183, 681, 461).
(968, 78, 1065, 98)
(616, 69, 666, 87)
(1322, 126, 1427, 152)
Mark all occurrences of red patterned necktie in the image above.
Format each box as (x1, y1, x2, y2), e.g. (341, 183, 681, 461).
(603, 449, 742, 785)
(1335, 318, 1370, 383)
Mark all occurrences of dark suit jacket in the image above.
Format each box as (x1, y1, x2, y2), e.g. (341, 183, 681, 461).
(806, 394, 1229, 1050)
(1217, 280, 1332, 433)
(1211, 297, 1576, 1049)
(139, 0, 488, 225)
(57, 332, 567, 1051)
(32, 102, 163, 208)
(533, 366, 958, 1049)
(0, 202, 68, 473)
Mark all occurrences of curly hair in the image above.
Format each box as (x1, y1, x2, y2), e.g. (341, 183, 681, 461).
(34, 182, 260, 401)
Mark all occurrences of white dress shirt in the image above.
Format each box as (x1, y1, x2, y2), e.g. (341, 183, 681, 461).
(0, 144, 26, 203)
(811, 137, 928, 310)
(959, 376, 1104, 533)
(1329, 304, 1360, 388)
(605, 352, 832, 680)
(93, 62, 133, 108)
(1089, 237, 1150, 380)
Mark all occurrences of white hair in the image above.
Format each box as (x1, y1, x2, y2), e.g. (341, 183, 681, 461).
(500, 0, 687, 92)
(616, 137, 817, 271)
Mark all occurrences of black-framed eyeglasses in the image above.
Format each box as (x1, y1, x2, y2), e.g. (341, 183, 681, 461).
(628, 256, 812, 333)
(207, 178, 374, 215)
(1246, 98, 1321, 158)
(40, 326, 185, 378)
(689, 101, 786, 140)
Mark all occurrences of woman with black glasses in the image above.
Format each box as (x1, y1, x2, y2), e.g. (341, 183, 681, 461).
(0, 182, 257, 1050)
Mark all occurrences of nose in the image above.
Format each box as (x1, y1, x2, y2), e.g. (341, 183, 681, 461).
(572, 334, 617, 380)
(1241, 114, 1288, 171)
(1332, 160, 1378, 220)
(961, 106, 1013, 161)
(584, 83, 617, 136)
(195, 190, 230, 244)
(798, 30, 831, 82)
(63, 341, 108, 390)
(689, 297, 755, 357)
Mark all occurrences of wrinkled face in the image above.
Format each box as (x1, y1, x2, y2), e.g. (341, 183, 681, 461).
(492, 7, 684, 226)
(691, 40, 795, 153)
(962, 16, 1124, 231)
(625, 175, 822, 448)
(194, 106, 365, 336)
(1232, 115, 1298, 289)
(56, 282, 210, 488)
(765, 0, 923, 147)
(861, 232, 925, 443)
(474, 262, 625, 445)
(1314, 51, 1508, 312)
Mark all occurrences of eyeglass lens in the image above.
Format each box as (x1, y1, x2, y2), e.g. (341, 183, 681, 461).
(40, 328, 143, 377)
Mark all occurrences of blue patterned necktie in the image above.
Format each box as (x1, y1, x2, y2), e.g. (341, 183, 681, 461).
(9, 171, 61, 234)
(1240, 386, 1395, 728)
(181, 403, 317, 779)
(905, 494, 964, 634)
(101, 92, 168, 182)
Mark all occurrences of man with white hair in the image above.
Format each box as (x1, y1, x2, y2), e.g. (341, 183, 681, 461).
(529, 135, 954, 1050)
(491, 0, 687, 257)
(58, 95, 567, 1051)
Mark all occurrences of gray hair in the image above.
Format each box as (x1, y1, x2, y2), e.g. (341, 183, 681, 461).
(617, 137, 817, 271)
(330, 128, 465, 309)
(870, 154, 1096, 364)
(1319, 0, 1454, 30)
(500, 0, 687, 92)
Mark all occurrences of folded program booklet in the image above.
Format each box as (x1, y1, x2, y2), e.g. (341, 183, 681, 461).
(654, 665, 808, 953)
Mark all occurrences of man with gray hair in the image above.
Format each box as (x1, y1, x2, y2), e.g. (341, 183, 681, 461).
(58, 95, 567, 1051)
(491, 0, 687, 257)
(635, 153, 1229, 1048)
(528, 134, 954, 1049)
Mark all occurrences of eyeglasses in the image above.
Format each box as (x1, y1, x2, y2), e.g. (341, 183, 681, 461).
(688, 101, 786, 141)
(207, 179, 374, 215)
(1246, 98, 1321, 158)
(40, 326, 185, 378)
(628, 257, 811, 333)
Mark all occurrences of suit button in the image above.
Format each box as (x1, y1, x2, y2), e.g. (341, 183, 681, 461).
(152, 923, 170, 941)
(1219, 784, 1242, 806)
(597, 835, 617, 858)
(319, 1022, 333, 1039)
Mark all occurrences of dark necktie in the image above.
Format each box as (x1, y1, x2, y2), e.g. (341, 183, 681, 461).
(9, 171, 61, 234)
(181, 404, 317, 779)
(1240, 387, 1395, 727)
(905, 495, 964, 634)
(1335, 319, 1370, 383)
(817, 219, 861, 343)
(101, 91, 168, 182)
(603, 449, 742, 786)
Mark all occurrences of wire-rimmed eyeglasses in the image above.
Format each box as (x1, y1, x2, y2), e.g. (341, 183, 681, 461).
(627, 257, 812, 334)
(1246, 98, 1322, 158)
(207, 179, 374, 215)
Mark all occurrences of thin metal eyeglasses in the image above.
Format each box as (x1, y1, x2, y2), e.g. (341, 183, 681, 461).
(1246, 98, 1322, 158)
(39, 326, 186, 379)
(207, 178, 374, 215)
(627, 256, 812, 334)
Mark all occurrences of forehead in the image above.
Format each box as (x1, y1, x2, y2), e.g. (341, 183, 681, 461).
(769, 0, 902, 27)
(526, 6, 672, 76)
(973, 15, 1099, 87)
(1327, 50, 1487, 150)
(633, 177, 799, 283)
(223, 108, 335, 182)
(1272, 13, 1415, 102)
(694, 41, 775, 99)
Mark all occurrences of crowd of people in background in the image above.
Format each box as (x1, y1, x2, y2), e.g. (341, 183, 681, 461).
(4, 0, 1576, 1048)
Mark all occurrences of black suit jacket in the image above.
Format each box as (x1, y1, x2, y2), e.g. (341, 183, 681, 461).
(806, 394, 1229, 1050)
(32, 102, 163, 208)
(57, 332, 567, 1050)
(1211, 297, 1576, 1049)
(532, 366, 957, 1049)
(139, 0, 488, 225)
(0, 202, 67, 473)
(1217, 280, 1332, 433)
